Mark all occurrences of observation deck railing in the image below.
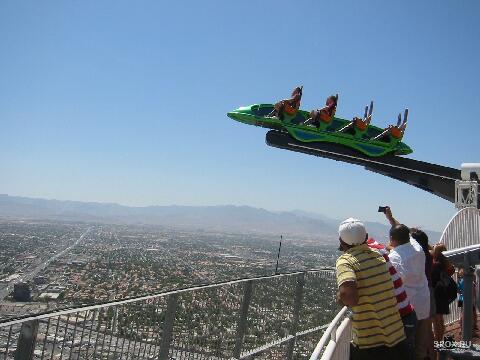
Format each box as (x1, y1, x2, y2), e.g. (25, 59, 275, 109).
(309, 306, 351, 360)
(0, 269, 339, 360)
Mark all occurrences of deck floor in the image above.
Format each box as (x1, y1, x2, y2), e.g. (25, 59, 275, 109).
(445, 319, 480, 343)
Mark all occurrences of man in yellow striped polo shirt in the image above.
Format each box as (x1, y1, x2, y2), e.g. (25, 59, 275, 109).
(336, 218, 408, 360)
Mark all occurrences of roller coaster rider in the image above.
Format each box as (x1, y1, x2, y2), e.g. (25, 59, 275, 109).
(267, 86, 303, 120)
(304, 94, 338, 127)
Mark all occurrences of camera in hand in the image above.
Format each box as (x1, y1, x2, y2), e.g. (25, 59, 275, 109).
(378, 206, 387, 213)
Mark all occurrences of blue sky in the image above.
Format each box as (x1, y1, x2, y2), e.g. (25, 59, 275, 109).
(1, 1, 479, 232)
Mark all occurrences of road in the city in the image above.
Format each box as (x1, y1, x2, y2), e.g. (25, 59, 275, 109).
(0, 227, 92, 300)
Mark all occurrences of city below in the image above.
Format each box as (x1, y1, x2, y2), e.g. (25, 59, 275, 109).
(0, 219, 338, 321)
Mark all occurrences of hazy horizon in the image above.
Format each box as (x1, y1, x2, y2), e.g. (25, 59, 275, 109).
(0, 193, 443, 242)
(0, 188, 452, 233)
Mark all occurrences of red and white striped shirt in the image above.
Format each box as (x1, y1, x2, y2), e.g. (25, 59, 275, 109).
(367, 238, 415, 317)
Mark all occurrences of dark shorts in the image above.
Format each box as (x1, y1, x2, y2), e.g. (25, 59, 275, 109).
(402, 311, 417, 360)
(350, 340, 408, 360)
(429, 286, 436, 316)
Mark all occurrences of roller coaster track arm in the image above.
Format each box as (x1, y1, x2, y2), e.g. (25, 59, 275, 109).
(265, 130, 461, 203)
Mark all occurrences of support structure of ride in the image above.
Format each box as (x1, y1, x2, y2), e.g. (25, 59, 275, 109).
(265, 130, 461, 203)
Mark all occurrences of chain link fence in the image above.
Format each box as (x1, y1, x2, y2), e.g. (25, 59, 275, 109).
(0, 269, 339, 360)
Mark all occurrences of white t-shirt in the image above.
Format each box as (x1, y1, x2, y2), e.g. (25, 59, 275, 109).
(389, 238, 430, 320)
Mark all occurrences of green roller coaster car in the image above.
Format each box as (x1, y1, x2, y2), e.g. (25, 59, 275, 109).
(227, 104, 413, 157)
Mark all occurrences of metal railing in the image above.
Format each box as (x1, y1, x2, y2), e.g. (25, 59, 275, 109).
(440, 207, 480, 326)
(308, 307, 351, 360)
(0, 269, 339, 360)
(440, 207, 480, 254)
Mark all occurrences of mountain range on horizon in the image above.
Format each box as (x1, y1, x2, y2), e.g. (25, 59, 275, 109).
(0, 194, 442, 244)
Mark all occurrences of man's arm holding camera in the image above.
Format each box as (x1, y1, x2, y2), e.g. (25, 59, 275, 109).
(384, 206, 400, 227)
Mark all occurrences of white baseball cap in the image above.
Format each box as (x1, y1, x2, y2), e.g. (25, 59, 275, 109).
(338, 218, 367, 245)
